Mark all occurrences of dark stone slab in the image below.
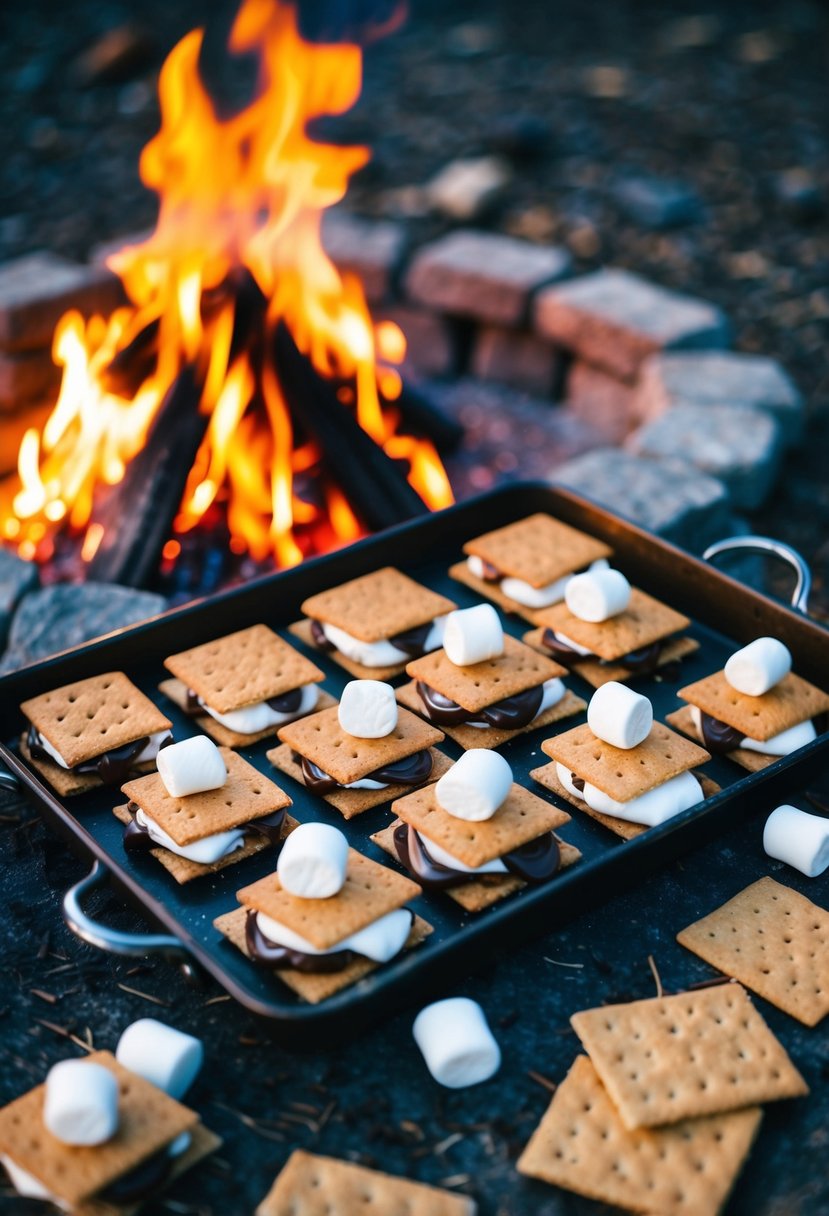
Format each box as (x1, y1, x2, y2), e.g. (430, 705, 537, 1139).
(0, 550, 38, 653)
(0, 252, 124, 352)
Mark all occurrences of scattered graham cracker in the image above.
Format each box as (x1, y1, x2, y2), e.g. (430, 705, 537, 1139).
(666, 706, 783, 773)
(463, 513, 611, 588)
(541, 722, 710, 803)
(267, 744, 451, 819)
(255, 1149, 477, 1216)
(288, 618, 407, 681)
(678, 669, 829, 743)
(531, 587, 691, 661)
(0, 1051, 198, 1209)
(677, 877, 829, 1027)
(19, 735, 158, 797)
(163, 625, 325, 714)
(395, 680, 585, 750)
(277, 704, 443, 786)
(517, 1055, 762, 1216)
(301, 567, 455, 643)
(523, 627, 699, 687)
(405, 634, 566, 713)
(121, 749, 291, 846)
(21, 672, 171, 769)
(159, 676, 336, 747)
(570, 983, 808, 1130)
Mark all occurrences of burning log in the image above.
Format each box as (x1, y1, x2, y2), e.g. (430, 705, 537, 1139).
(390, 383, 463, 455)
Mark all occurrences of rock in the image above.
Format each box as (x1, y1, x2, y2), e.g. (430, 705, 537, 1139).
(627, 403, 784, 511)
(89, 229, 154, 267)
(0, 583, 166, 674)
(424, 157, 510, 221)
(0, 551, 38, 652)
(612, 174, 700, 229)
(551, 447, 731, 551)
(633, 351, 804, 445)
(0, 347, 60, 410)
(406, 231, 572, 327)
(0, 253, 124, 353)
(472, 327, 561, 396)
(582, 65, 630, 98)
(487, 114, 551, 162)
(533, 269, 730, 381)
(562, 361, 636, 444)
(774, 169, 824, 223)
(71, 23, 155, 87)
(446, 22, 499, 57)
(376, 306, 458, 379)
(320, 210, 408, 303)
(658, 15, 721, 52)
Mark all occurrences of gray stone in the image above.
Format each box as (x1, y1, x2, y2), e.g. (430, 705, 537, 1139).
(533, 269, 730, 381)
(376, 305, 457, 379)
(0, 252, 124, 352)
(627, 403, 784, 511)
(612, 174, 700, 229)
(406, 231, 572, 326)
(0, 550, 38, 652)
(424, 156, 510, 221)
(89, 228, 153, 266)
(472, 326, 561, 395)
(633, 351, 804, 444)
(562, 360, 637, 444)
(320, 211, 408, 303)
(551, 447, 731, 551)
(774, 168, 824, 222)
(0, 347, 60, 409)
(0, 583, 166, 674)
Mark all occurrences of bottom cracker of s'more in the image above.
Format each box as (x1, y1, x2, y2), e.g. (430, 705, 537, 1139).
(517, 1054, 762, 1216)
(256, 1150, 476, 1216)
(677, 876, 829, 1027)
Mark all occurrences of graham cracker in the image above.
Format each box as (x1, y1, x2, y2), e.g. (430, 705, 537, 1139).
(289, 617, 407, 681)
(396, 680, 586, 750)
(532, 588, 691, 662)
(236, 848, 421, 950)
(449, 560, 542, 623)
(570, 983, 808, 1130)
(405, 634, 566, 714)
(517, 1055, 762, 1216)
(677, 877, 829, 1027)
(121, 748, 291, 846)
(523, 628, 699, 687)
(678, 669, 829, 743)
(214, 908, 431, 1005)
(267, 744, 452, 819)
(277, 704, 443, 786)
(163, 625, 325, 715)
(19, 735, 158, 797)
(0, 1051, 197, 1208)
(666, 706, 776, 773)
(463, 513, 612, 589)
(78, 1122, 222, 1216)
(112, 804, 298, 885)
(21, 672, 172, 769)
(159, 676, 337, 747)
(371, 821, 582, 912)
(255, 1150, 476, 1216)
(541, 722, 710, 803)
(301, 567, 456, 644)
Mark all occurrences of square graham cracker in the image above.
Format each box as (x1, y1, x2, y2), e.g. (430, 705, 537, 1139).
(18, 735, 158, 798)
(121, 748, 291, 847)
(255, 1149, 477, 1216)
(214, 908, 431, 1005)
(678, 669, 829, 743)
(78, 1122, 222, 1216)
(159, 676, 336, 747)
(517, 1055, 762, 1216)
(396, 679, 585, 750)
(277, 704, 443, 786)
(570, 984, 808, 1130)
(677, 877, 829, 1027)
(463, 513, 611, 589)
(523, 627, 699, 688)
(112, 804, 298, 885)
(267, 744, 452, 819)
(21, 672, 171, 769)
(301, 567, 456, 644)
(405, 634, 566, 714)
(541, 722, 710, 803)
(163, 625, 325, 715)
(666, 706, 777, 773)
(0, 1051, 197, 1208)
(236, 848, 421, 950)
(531, 587, 691, 662)
(288, 618, 407, 682)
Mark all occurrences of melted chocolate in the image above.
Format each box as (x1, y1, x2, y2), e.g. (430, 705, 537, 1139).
(297, 749, 434, 794)
(570, 772, 585, 793)
(540, 629, 666, 676)
(540, 629, 583, 669)
(310, 618, 435, 659)
(185, 688, 304, 717)
(309, 619, 335, 651)
(244, 908, 413, 972)
(698, 712, 746, 754)
(123, 805, 287, 855)
(393, 824, 560, 888)
(100, 1144, 175, 1203)
(415, 681, 544, 730)
(477, 559, 501, 583)
(26, 725, 167, 786)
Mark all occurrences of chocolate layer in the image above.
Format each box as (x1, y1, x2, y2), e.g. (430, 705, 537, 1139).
(123, 805, 287, 855)
(393, 823, 560, 889)
(26, 725, 169, 785)
(100, 1143, 175, 1204)
(244, 907, 413, 972)
(294, 749, 433, 794)
(540, 628, 666, 676)
(185, 687, 304, 716)
(309, 617, 436, 659)
(415, 681, 543, 730)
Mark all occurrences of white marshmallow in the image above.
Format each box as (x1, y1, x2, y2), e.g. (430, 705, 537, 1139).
(579, 770, 703, 827)
(420, 835, 508, 874)
(43, 1060, 119, 1146)
(201, 684, 318, 733)
(565, 568, 631, 623)
(116, 1018, 204, 1100)
(443, 604, 504, 667)
(740, 719, 817, 756)
(338, 680, 398, 739)
(156, 736, 227, 798)
(277, 822, 349, 898)
(587, 682, 653, 750)
(321, 623, 408, 667)
(257, 907, 411, 963)
(413, 997, 501, 1089)
(135, 808, 244, 864)
(435, 750, 513, 821)
(494, 558, 611, 609)
(35, 728, 171, 771)
(724, 637, 791, 697)
(763, 804, 829, 878)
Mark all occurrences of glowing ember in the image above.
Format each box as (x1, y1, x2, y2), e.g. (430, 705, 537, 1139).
(0, 0, 452, 569)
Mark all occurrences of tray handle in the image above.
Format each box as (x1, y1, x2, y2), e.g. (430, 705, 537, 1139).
(703, 535, 811, 614)
(0, 766, 21, 795)
(63, 861, 201, 984)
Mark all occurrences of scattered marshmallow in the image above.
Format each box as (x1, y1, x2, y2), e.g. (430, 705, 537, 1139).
(435, 750, 513, 822)
(116, 1018, 204, 1100)
(724, 637, 791, 697)
(587, 682, 653, 750)
(413, 997, 501, 1088)
(443, 604, 503, 667)
(156, 736, 227, 799)
(763, 804, 829, 878)
(43, 1060, 119, 1146)
(565, 567, 631, 623)
(338, 680, 398, 739)
(277, 822, 349, 899)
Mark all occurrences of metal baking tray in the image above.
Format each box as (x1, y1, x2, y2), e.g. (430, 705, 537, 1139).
(1, 482, 827, 1042)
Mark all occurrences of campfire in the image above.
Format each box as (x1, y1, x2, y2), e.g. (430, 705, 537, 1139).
(0, 0, 453, 593)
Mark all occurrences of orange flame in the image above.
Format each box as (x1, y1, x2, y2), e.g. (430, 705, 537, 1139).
(1, 0, 452, 565)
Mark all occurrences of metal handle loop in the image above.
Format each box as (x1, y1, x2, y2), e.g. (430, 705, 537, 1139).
(0, 767, 21, 794)
(703, 535, 812, 614)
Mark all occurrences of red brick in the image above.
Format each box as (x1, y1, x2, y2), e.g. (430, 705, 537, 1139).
(377, 305, 457, 378)
(472, 326, 560, 396)
(321, 211, 408, 303)
(0, 347, 60, 411)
